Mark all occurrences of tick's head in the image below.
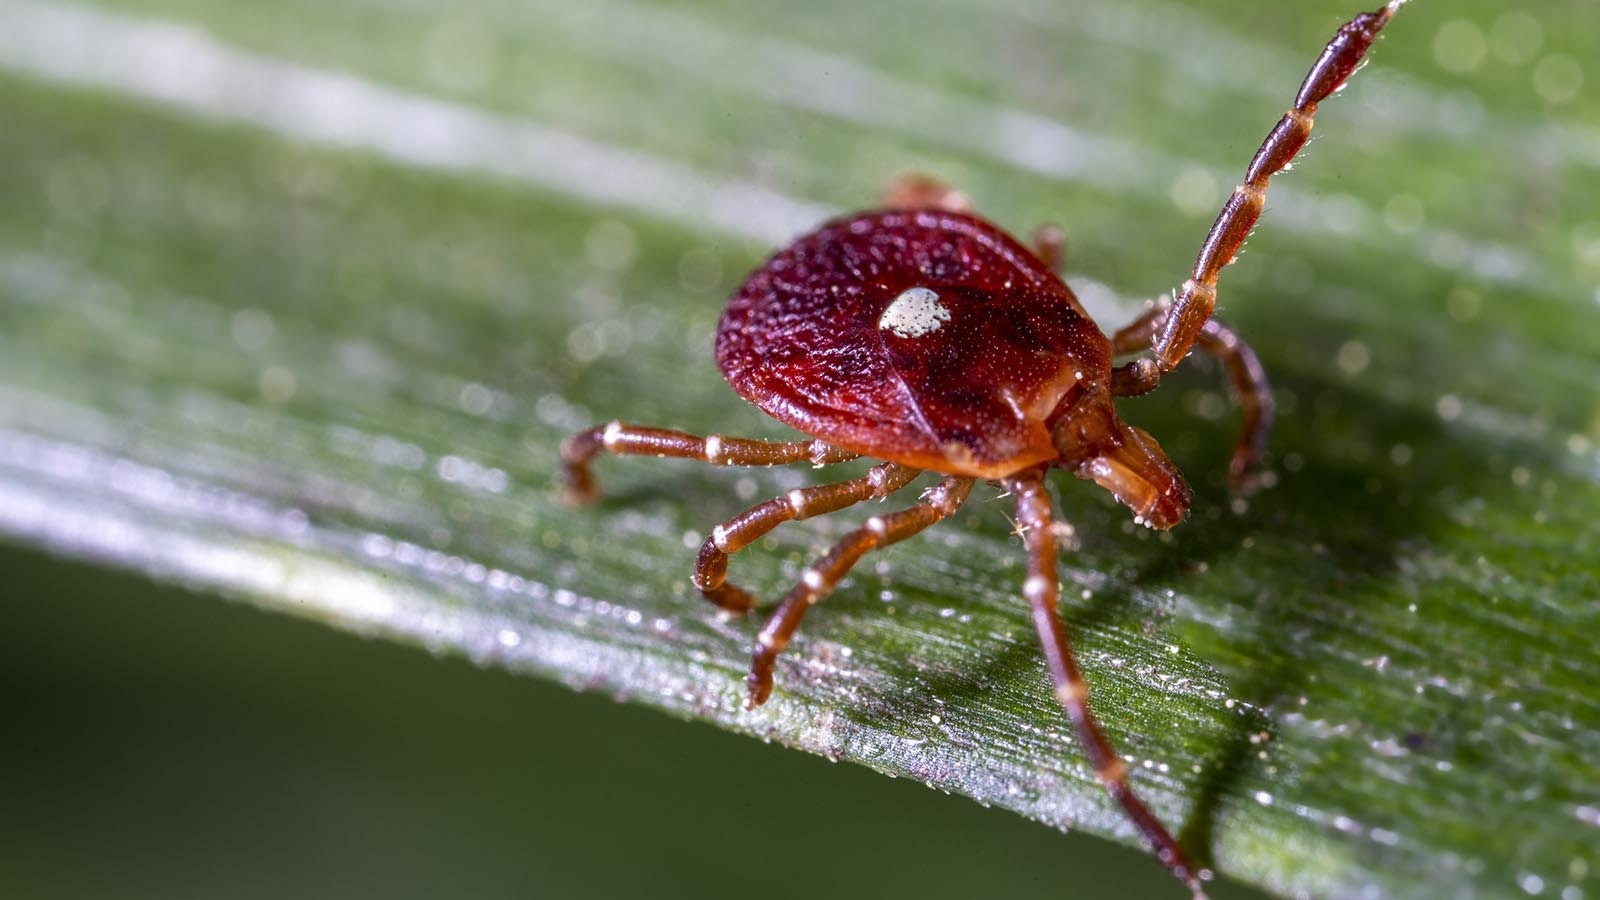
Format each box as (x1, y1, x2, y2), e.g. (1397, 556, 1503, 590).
(1048, 387, 1191, 529)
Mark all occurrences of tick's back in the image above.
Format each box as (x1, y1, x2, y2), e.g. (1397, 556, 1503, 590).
(716, 209, 1112, 478)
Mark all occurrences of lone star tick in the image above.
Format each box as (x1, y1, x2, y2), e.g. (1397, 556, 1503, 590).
(563, 3, 1406, 894)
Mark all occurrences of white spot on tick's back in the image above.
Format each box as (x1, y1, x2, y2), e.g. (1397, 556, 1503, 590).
(879, 286, 950, 338)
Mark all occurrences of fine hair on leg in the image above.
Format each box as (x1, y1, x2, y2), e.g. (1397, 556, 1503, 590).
(1149, 3, 1405, 373)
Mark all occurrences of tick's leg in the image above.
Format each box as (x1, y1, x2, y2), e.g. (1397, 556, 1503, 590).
(694, 462, 921, 614)
(560, 421, 858, 504)
(1150, 2, 1404, 373)
(882, 171, 972, 213)
(1112, 307, 1274, 489)
(1005, 469, 1208, 898)
(1032, 224, 1068, 273)
(746, 475, 974, 708)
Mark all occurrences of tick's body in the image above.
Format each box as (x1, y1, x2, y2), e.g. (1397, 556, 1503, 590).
(562, 4, 1405, 895)
(720, 208, 1113, 479)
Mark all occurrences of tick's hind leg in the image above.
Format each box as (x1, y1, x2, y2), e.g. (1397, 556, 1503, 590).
(746, 475, 974, 708)
(882, 171, 972, 213)
(560, 421, 859, 504)
(1005, 469, 1207, 897)
(1112, 308, 1273, 490)
(694, 462, 920, 613)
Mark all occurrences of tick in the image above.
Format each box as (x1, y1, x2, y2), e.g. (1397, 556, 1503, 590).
(563, 3, 1405, 894)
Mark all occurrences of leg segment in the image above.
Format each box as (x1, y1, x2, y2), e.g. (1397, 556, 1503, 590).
(1113, 307, 1274, 490)
(882, 171, 972, 213)
(1032, 224, 1067, 274)
(746, 475, 975, 708)
(1151, 1, 1405, 372)
(693, 462, 921, 613)
(560, 421, 858, 504)
(1004, 469, 1207, 897)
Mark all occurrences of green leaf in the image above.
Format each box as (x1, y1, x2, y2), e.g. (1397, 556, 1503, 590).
(2, 1, 1596, 898)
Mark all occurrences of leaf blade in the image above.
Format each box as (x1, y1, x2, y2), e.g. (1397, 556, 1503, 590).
(2, 1, 1598, 898)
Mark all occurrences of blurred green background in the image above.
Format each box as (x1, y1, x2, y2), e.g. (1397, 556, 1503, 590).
(3, 0, 1598, 898)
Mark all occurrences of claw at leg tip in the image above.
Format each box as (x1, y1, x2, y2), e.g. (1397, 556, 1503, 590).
(558, 479, 600, 507)
(744, 678, 771, 711)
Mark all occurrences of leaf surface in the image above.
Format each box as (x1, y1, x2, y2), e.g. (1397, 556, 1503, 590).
(1, 1, 1597, 897)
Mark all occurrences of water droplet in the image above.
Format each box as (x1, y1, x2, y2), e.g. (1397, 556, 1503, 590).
(1433, 20, 1487, 74)
(1336, 340, 1371, 376)
(231, 308, 275, 352)
(1169, 165, 1219, 218)
(1533, 55, 1583, 105)
(259, 366, 297, 405)
(1489, 12, 1543, 65)
(585, 219, 639, 271)
(459, 382, 494, 416)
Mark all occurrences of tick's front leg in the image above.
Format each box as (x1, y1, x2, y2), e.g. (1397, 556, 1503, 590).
(1150, 2, 1403, 371)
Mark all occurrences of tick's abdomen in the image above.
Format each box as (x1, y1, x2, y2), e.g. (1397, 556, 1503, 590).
(717, 210, 1113, 478)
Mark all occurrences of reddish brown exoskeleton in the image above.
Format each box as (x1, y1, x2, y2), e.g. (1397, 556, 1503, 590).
(563, 3, 1406, 893)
